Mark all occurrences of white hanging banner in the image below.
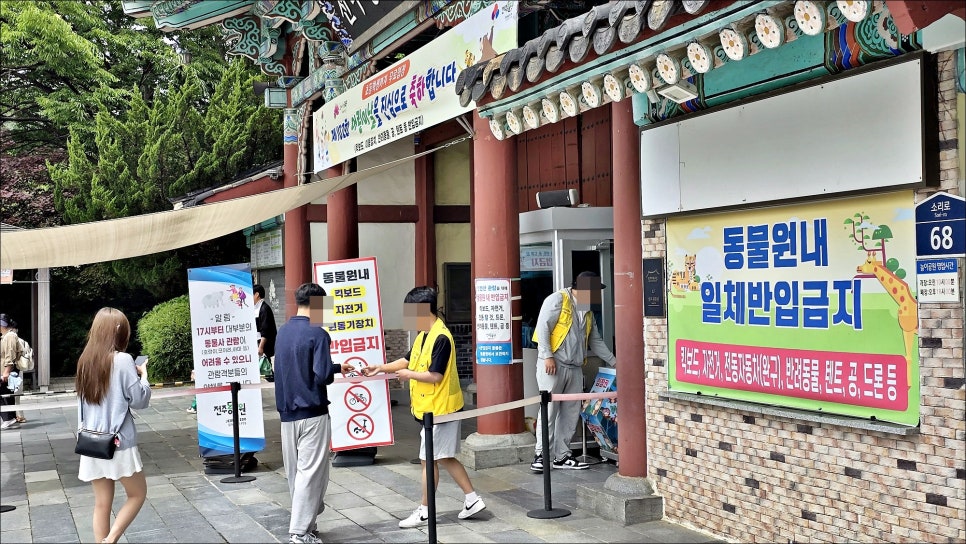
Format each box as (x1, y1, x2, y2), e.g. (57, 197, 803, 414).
(312, 1, 517, 171)
(187, 263, 265, 456)
(313, 257, 394, 451)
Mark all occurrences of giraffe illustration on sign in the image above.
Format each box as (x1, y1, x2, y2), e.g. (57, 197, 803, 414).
(856, 253, 918, 386)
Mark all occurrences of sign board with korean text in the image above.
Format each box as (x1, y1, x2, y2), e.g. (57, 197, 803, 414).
(0, 269, 11, 284)
(187, 263, 265, 456)
(320, 0, 406, 52)
(475, 278, 512, 365)
(312, 1, 516, 171)
(916, 259, 960, 303)
(313, 257, 394, 451)
(667, 191, 919, 426)
(915, 191, 965, 258)
(250, 228, 283, 269)
(521, 246, 553, 271)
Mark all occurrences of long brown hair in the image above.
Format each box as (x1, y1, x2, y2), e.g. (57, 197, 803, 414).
(75, 307, 131, 405)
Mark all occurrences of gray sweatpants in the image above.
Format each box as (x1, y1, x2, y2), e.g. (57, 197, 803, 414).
(534, 363, 583, 461)
(281, 414, 332, 536)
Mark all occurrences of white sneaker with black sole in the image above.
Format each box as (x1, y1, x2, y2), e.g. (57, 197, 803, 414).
(458, 498, 486, 519)
(399, 508, 428, 528)
(529, 455, 544, 472)
(552, 455, 590, 470)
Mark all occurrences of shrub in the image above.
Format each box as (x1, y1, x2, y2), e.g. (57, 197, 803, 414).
(138, 295, 193, 382)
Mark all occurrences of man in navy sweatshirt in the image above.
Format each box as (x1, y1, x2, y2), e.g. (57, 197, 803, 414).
(274, 282, 351, 544)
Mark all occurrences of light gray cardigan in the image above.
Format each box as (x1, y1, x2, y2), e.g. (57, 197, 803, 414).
(77, 352, 152, 451)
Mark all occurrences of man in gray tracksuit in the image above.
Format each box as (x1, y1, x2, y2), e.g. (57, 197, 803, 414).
(531, 271, 616, 471)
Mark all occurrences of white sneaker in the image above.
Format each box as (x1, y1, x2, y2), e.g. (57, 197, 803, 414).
(0, 420, 20, 430)
(398, 507, 428, 528)
(458, 498, 486, 519)
(289, 532, 321, 543)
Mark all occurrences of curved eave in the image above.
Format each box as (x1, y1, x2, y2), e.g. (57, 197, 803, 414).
(472, 0, 898, 141)
(152, 1, 255, 31)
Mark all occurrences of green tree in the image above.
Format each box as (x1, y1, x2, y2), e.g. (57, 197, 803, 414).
(51, 59, 280, 297)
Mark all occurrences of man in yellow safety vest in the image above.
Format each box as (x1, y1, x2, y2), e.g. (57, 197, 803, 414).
(530, 271, 616, 472)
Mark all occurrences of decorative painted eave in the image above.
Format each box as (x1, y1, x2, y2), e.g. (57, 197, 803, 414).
(464, 0, 906, 141)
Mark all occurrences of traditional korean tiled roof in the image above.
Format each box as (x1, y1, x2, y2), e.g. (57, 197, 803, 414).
(458, 0, 915, 141)
(454, 0, 720, 107)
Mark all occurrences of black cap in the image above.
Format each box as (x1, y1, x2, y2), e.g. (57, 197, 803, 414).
(572, 271, 606, 290)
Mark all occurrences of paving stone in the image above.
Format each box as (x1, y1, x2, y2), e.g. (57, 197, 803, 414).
(487, 529, 548, 543)
(0, 529, 33, 543)
(338, 504, 396, 525)
(23, 470, 59, 483)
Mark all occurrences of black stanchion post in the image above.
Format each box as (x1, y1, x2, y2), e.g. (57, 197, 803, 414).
(221, 382, 256, 484)
(424, 412, 437, 544)
(527, 390, 570, 519)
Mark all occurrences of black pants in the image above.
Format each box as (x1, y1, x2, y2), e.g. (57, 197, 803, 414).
(0, 381, 15, 422)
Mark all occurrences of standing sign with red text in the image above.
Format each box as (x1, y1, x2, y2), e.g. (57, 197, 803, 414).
(187, 263, 266, 456)
(313, 257, 394, 450)
(666, 191, 919, 426)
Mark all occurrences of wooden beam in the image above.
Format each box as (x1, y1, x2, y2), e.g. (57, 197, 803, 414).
(306, 204, 470, 223)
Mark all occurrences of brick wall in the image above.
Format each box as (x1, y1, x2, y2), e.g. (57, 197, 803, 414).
(643, 51, 965, 543)
(450, 323, 474, 382)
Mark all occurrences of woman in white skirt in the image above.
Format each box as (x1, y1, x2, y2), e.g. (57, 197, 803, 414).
(75, 308, 152, 544)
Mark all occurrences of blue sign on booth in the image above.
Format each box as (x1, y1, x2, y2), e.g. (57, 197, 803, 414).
(915, 192, 965, 258)
(476, 342, 512, 365)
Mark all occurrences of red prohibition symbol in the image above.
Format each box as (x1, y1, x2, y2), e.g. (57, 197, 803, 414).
(347, 413, 374, 440)
(344, 384, 372, 413)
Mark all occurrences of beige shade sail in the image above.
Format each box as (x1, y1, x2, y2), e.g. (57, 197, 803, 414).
(1, 139, 466, 270)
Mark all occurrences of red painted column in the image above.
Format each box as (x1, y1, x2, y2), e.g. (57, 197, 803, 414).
(326, 164, 359, 261)
(611, 100, 647, 477)
(414, 149, 437, 288)
(283, 108, 311, 319)
(472, 113, 524, 435)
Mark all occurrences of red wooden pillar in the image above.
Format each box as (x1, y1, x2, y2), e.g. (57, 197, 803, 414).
(611, 100, 647, 477)
(326, 164, 359, 261)
(472, 114, 524, 435)
(283, 108, 311, 319)
(414, 148, 436, 287)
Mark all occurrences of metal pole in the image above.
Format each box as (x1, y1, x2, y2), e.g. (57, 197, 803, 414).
(424, 412, 437, 544)
(527, 390, 570, 519)
(220, 382, 255, 484)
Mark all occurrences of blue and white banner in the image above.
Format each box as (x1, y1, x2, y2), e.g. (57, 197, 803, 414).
(187, 263, 265, 456)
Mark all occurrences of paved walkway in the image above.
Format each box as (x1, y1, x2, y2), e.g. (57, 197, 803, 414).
(1, 385, 721, 543)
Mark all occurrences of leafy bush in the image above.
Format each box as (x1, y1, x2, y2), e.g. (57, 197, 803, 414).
(138, 295, 193, 382)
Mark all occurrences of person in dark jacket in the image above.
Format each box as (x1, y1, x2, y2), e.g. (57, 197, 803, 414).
(274, 282, 351, 544)
(253, 284, 277, 360)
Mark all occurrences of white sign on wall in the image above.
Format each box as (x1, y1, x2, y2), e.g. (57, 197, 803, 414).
(475, 278, 512, 365)
(313, 257, 394, 451)
(187, 263, 265, 457)
(917, 258, 960, 303)
(251, 228, 283, 269)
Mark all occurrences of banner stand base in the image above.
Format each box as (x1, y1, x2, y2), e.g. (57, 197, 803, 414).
(0, 505, 15, 513)
(221, 475, 256, 484)
(332, 447, 377, 467)
(203, 453, 258, 475)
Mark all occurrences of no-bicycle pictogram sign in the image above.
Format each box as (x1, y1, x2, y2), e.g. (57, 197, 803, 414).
(344, 384, 372, 413)
(347, 413, 374, 440)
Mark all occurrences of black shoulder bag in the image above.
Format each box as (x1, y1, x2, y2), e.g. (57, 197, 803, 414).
(75, 400, 119, 460)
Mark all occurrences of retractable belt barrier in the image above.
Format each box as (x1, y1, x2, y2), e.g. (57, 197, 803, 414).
(423, 389, 618, 544)
(0, 372, 398, 412)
